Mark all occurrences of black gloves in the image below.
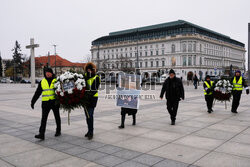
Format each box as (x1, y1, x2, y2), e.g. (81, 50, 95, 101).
(246, 89, 249, 95)
(207, 88, 211, 94)
(31, 103, 34, 109)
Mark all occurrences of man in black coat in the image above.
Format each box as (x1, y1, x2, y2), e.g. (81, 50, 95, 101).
(31, 67, 61, 140)
(160, 69, 184, 125)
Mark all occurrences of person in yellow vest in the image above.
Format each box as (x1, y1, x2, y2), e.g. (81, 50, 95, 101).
(84, 62, 100, 140)
(31, 67, 61, 140)
(231, 70, 249, 113)
(203, 75, 214, 113)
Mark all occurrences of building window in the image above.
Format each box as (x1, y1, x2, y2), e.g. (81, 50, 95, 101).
(171, 44, 175, 53)
(156, 51, 158, 55)
(151, 51, 153, 56)
(183, 56, 187, 66)
(188, 56, 192, 66)
(156, 61, 159, 67)
(182, 43, 186, 52)
(171, 57, 176, 66)
(151, 61, 153, 67)
(140, 62, 142, 68)
(200, 57, 202, 65)
(193, 43, 196, 52)
(193, 55, 196, 65)
(200, 44, 202, 52)
(145, 45, 147, 49)
(162, 50, 164, 55)
(162, 61, 165, 67)
(104, 55, 106, 59)
(140, 52, 142, 56)
(162, 44, 164, 47)
(116, 54, 118, 58)
(188, 44, 192, 52)
(112, 55, 114, 59)
(145, 52, 147, 56)
(145, 62, 148, 67)
(126, 53, 128, 57)
(130, 53, 132, 57)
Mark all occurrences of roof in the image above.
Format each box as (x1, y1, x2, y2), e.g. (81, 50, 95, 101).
(24, 55, 85, 68)
(92, 20, 244, 47)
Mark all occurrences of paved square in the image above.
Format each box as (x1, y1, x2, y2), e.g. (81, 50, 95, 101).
(0, 83, 250, 166)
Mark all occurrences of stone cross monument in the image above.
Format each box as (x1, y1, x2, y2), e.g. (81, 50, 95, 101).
(26, 38, 39, 88)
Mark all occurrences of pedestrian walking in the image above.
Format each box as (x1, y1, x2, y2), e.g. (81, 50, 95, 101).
(160, 69, 184, 125)
(193, 74, 198, 89)
(231, 70, 249, 113)
(31, 67, 61, 140)
(203, 75, 214, 113)
(118, 107, 137, 129)
(84, 62, 100, 140)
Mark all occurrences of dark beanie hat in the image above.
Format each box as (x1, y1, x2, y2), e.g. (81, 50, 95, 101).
(235, 70, 241, 74)
(205, 75, 210, 80)
(44, 67, 54, 74)
(169, 69, 175, 74)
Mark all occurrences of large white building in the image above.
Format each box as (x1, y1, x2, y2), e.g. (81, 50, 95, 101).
(91, 20, 245, 80)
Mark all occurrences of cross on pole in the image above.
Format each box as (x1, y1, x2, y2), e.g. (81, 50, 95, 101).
(26, 38, 39, 88)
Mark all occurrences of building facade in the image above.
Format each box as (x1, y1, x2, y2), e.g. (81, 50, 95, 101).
(91, 20, 245, 80)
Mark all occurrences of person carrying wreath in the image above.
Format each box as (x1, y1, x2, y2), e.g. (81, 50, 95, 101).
(231, 70, 249, 113)
(203, 75, 214, 113)
(83, 62, 100, 140)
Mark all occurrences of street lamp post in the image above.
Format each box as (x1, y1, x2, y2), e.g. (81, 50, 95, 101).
(52, 44, 57, 75)
(248, 23, 250, 85)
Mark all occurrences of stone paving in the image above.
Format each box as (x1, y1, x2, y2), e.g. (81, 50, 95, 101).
(0, 83, 250, 167)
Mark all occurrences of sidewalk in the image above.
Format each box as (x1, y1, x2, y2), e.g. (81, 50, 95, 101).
(0, 84, 250, 167)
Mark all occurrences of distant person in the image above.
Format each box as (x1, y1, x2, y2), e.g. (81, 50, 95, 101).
(193, 74, 198, 89)
(203, 75, 214, 113)
(160, 69, 184, 125)
(31, 67, 61, 140)
(231, 70, 249, 113)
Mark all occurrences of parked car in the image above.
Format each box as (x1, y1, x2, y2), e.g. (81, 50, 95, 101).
(36, 79, 42, 83)
(0, 78, 13, 83)
(20, 79, 31, 84)
(209, 76, 220, 82)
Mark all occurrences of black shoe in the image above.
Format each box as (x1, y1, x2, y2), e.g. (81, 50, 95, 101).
(85, 133, 89, 137)
(55, 132, 61, 137)
(35, 134, 44, 140)
(207, 110, 211, 113)
(88, 134, 93, 140)
(171, 121, 175, 125)
(231, 110, 238, 113)
(118, 125, 124, 129)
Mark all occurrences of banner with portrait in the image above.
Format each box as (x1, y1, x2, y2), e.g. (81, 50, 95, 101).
(116, 74, 141, 109)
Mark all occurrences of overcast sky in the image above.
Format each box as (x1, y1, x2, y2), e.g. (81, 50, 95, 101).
(0, 0, 249, 63)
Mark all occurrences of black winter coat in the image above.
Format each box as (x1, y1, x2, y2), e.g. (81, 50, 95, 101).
(160, 77, 185, 101)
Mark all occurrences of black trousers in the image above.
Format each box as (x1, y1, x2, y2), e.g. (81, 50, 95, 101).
(231, 91, 242, 112)
(167, 99, 179, 121)
(205, 95, 214, 111)
(84, 107, 95, 134)
(39, 101, 61, 135)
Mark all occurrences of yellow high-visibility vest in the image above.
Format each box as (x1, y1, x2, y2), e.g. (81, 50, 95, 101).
(204, 81, 213, 95)
(41, 78, 57, 101)
(233, 76, 243, 91)
(85, 74, 100, 97)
